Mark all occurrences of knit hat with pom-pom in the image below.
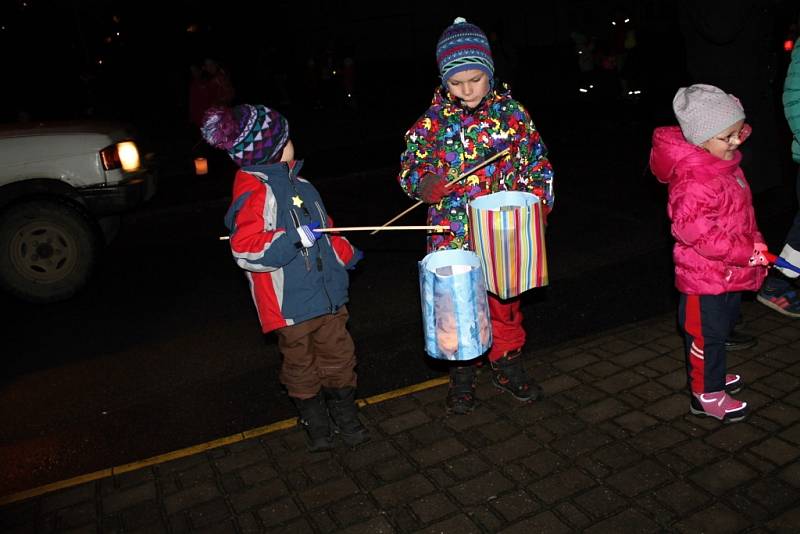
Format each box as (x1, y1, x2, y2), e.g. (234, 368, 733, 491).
(200, 104, 289, 167)
(436, 17, 494, 83)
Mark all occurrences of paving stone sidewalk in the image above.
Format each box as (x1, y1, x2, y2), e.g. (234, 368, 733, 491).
(2, 301, 799, 533)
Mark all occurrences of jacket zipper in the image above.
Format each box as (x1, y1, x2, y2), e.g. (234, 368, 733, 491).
(289, 209, 311, 272)
(314, 201, 334, 312)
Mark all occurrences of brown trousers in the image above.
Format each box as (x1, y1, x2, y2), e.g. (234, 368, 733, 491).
(275, 306, 357, 399)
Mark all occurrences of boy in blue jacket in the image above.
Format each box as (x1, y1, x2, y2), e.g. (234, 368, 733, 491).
(201, 104, 369, 451)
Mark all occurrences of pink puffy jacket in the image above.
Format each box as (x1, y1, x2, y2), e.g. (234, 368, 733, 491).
(650, 126, 767, 295)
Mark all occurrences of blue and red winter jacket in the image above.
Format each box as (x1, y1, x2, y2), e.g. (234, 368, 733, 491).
(224, 160, 361, 333)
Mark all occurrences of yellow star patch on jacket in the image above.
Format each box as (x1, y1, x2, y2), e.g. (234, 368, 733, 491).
(292, 195, 303, 207)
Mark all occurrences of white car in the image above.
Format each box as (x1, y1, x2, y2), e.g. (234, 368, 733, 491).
(0, 121, 157, 302)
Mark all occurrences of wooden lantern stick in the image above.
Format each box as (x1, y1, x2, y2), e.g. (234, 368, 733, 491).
(218, 225, 450, 240)
(369, 148, 511, 235)
(316, 225, 450, 233)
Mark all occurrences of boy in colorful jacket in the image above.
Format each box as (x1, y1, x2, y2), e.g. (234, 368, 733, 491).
(650, 84, 768, 422)
(398, 17, 555, 414)
(201, 104, 369, 450)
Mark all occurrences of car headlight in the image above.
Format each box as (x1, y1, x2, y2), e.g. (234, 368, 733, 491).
(100, 141, 140, 172)
(117, 141, 140, 171)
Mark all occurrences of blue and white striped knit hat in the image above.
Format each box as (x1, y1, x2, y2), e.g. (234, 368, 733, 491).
(436, 17, 494, 83)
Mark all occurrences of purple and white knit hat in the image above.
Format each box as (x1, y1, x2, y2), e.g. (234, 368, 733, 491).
(200, 104, 289, 167)
(436, 17, 494, 83)
(673, 84, 745, 145)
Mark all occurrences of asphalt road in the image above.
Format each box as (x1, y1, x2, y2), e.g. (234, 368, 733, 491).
(1, 104, 797, 497)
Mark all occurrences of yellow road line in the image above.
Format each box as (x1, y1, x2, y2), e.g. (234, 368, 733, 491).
(0, 469, 113, 506)
(0, 377, 449, 506)
(361, 376, 449, 406)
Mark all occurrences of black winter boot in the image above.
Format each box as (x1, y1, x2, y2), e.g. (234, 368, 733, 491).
(323, 387, 371, 447)
(490, 349, 542, 401)
(292, 394, 334, 452)
(446, 365, 477, 415)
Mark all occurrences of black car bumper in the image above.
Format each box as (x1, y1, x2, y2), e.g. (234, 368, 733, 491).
(81, 170, 157, 215)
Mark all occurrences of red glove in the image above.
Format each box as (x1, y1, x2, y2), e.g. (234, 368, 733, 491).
(748, 242, 769, 266)
(418, 173, 448, 204)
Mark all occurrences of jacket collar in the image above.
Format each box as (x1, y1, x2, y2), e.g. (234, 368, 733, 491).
(651, 126, 741, 184)
(434, 81, 511, 114)
(242, 159, 304, 180)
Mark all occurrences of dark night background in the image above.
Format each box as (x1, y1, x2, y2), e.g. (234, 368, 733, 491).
(3, 0, 796, 180)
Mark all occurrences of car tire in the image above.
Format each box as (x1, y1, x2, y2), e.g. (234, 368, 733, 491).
(0, 200, 101, 303)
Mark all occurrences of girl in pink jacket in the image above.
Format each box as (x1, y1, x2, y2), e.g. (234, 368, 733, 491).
(650, 84, 768, 423)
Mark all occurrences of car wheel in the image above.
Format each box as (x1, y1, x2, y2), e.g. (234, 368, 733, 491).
(0, 200, 100, 303)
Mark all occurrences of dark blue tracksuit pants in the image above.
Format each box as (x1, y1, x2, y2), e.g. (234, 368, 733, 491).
(765, 167, 800, 289)
(678, 292, 741, 393)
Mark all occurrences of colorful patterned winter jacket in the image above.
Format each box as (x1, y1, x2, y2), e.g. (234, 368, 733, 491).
(224, 160, 361, 333)
(650, 126, 767, 295)
(398, 85, 554, 252)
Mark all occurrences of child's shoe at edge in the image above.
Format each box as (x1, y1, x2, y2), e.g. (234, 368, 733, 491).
(690, 391, 748, 423)
(757, 284, 800, 318)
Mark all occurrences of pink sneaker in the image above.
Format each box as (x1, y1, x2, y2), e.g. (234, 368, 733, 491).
(725, 374, 743, 394)
(690, 391, 748, 423)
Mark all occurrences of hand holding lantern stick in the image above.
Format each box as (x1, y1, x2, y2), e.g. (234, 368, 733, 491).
(369, 148, 511, 235)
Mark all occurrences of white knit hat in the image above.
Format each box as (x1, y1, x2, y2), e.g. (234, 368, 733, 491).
(672, 84, 745, 145)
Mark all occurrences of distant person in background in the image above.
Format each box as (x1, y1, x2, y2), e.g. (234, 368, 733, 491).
(398, 17, 554, 415)
(204, 58, 236, 107)
(614, 10, 642, 98)
(678, 0, 783, 193)
(650, 84, 768, 423)
(757, 34, 800, 317)
(188, 63, 213, 128)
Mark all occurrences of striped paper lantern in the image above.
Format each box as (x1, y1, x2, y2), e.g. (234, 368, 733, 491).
(468, 191, 548, 299)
